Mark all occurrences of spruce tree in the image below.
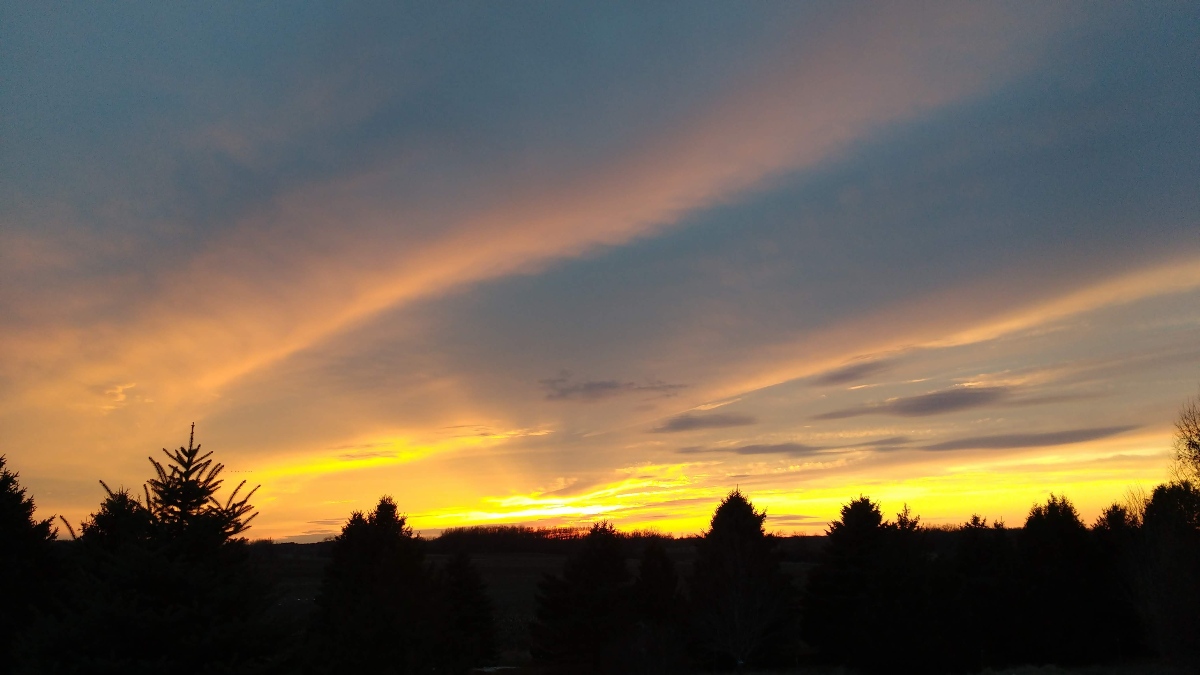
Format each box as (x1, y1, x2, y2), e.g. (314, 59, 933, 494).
(1017, 494, 1099, 664)
(306, 496, 436, 675)
(530, 521, 633, 672)
(0, 456, 57, 675)
(689, 489, 797, 669)
(631, 540, 686, 673)
(438, 551, 497, 673)
(19, 426, 273, 675)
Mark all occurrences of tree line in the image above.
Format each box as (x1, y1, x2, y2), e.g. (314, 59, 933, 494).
(1, 397, 1198, 674)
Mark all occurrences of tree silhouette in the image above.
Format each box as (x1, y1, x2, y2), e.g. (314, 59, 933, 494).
(438, 551, 497, 674)
(803, 496, 886, 667)
(1172, 390, 1200, 482)
(144, 424, 257, 546)
(1016, 493, 1105, 664)
(1136, 481, 1200, 666)
(689, 489, 797, 670)
(18, 427, 274, 674)
(0, 456, 57, 675)
(306, 495, 437, 674)
(951, 515, 1019, 670)
(530, 520, 633, 673)
(804, 498, 950, 673)
(630, 540, 686, 673)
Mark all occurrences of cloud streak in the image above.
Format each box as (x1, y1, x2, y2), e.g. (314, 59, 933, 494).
(921, 425, 1140, 452)
(540, 371, 687, 402)
(652, 412, 758, 433)
(813, 386, 1010, 420)
(812, 359, 895, 386)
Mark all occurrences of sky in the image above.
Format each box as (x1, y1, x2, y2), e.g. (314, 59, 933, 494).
(3, 2, 1199, 541)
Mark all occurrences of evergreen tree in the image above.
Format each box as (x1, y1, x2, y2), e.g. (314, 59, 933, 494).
(630, 540, 686, 673)
(19, 427, 274, 675)
(438, 551, 497, 674)
(1136, 481, 1200, 667)
(306, 496, 436, 675)
(802, 496, 885, 666)
(804, 498, 947, 673)
(530, 521, 633, 673)
(1016, 494, 1102, 665)
(0, 456, 57, 675)
(951, 515, 1019, 670)
(689, 489, 797, 670)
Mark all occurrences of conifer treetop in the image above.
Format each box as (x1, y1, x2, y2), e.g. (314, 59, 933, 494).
(145, 423, 259, 540)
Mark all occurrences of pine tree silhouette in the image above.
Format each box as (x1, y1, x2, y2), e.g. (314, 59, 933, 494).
(439, 551, 497, 673)
(0, 456, 57, 675)
(1017, 494, 1099, 664)
(530, 521, 633, 673)
(1137, 481, 1200, 666)
(306, 496, 437, 675)
(689, 489, 797, 670)
(18, 426, 274, 675)
(146, 423, 258, 546)
(630, 540, 686, 673)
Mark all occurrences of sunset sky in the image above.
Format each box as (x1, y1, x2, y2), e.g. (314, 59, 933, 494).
(3, 3, 1199, 541)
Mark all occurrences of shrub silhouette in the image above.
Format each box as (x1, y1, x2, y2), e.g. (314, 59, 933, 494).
(530, 520, 633, 673)
(306, 496, 437, 674)
(0, 456, 57, 675)
(18, 427, 274, 674)
(689, 489, 797, 670)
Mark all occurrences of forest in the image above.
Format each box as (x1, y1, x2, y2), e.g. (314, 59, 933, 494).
(2, 398, 1199, 675)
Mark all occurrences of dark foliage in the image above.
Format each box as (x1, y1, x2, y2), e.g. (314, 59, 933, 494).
(305, 496, 436, 674)
(949, 515, 1020, 670)
(1090, 502, 1147, 662)
(439, 551, 498, 673)
(630, 540, 687, 673)
(803, 498, 954, 673)
(306, 495, 498, 674)
(0, 456, 57, 675)
(689, 489, 798, 670)
(432, 523, 671, 555)
(1015, 494, 1113, 665)
(18, 427, 275, 675)
(530, 521, 634, 673)
(1135, 481, 1200, 667)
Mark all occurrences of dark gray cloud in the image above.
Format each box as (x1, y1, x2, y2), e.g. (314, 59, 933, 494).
(812, 358, 895, 386)
(678, 442, 822, 457)
(652, 412, 757, 433)
(541, 371, 687, 401)
(680, 435, 914, 457)
(813, 386, 1010, 419)
(921, 425, 1139, 451)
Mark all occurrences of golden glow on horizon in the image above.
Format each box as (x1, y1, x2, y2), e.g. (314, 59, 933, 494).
(241, 426, 1174, 541)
